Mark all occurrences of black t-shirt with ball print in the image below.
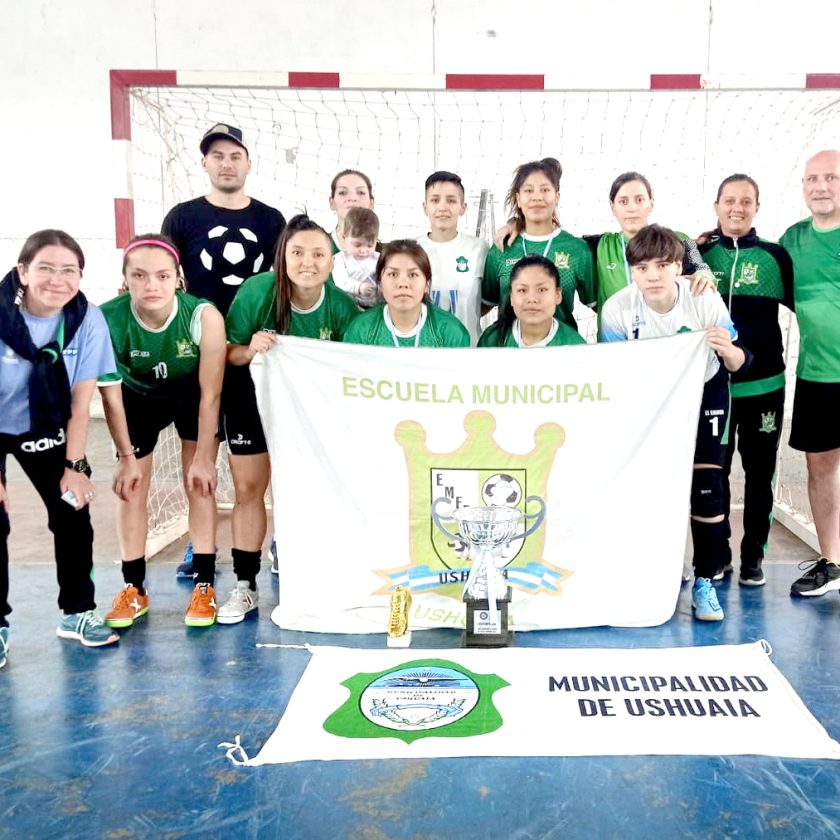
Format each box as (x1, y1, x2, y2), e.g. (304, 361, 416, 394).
(162, 197, 285, 316)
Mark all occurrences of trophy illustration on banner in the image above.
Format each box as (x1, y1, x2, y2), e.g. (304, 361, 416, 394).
(432, 495, 546, 647)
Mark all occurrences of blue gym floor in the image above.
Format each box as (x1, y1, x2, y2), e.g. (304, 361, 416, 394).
(2, 426, 840, 838)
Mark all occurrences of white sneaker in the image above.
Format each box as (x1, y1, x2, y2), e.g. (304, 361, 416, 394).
(216, 582, 258, 625)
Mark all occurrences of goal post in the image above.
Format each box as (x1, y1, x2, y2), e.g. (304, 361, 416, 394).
(111, 68, 840, 553)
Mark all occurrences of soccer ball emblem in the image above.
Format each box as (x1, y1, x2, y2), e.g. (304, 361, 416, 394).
(481, 474, 522, 507)
(199, 225, 264, 285)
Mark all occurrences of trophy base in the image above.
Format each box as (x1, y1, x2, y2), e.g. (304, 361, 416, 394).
(463, 589, 513, 648)
(387, 631, 412, 648)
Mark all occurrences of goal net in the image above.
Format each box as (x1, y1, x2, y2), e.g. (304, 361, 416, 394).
(126, 83, 840, 553)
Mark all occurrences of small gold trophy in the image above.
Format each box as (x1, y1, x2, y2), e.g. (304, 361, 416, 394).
(386, 585, 412, 648)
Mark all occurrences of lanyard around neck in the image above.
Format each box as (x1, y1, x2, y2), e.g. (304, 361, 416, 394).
(522, 229, 559, 259)
(621, 233, 632, 286)
(384, 304, 425, 347)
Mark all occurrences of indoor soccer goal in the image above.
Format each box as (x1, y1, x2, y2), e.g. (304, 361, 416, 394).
(119, 77, 840, 553)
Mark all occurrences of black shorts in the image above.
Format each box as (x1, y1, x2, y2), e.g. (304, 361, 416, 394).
(120, 384, 200, 458)
(694, 366, 730, 467)
(790, 378, 840, 453)
(221, 366, 268, 456)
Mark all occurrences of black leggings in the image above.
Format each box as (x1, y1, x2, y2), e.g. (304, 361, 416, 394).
(0, 430, 96, 627)
(723, 388, 785, 564)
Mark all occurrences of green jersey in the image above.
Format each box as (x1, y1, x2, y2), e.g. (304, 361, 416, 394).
(482, 230, 596, 330)
(225, 271, 359, 344)
(587, 230, 705, 313)
(98, 290, 212, 396)
(344, 303, 470, 347)
(478, 318, 586, 348)
(779, 219, 840, 381)
(699, 228, 794, 397)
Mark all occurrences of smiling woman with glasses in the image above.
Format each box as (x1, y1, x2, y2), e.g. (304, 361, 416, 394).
(29, 263, 83, 279)
(0, 230, 120, 665)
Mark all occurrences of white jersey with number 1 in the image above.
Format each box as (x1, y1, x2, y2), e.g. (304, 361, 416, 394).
(599, 277, 737, 382)
(417, 232, 489, 345)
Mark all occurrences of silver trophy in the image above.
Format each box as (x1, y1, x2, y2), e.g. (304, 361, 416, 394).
(432, 496, 546, 646)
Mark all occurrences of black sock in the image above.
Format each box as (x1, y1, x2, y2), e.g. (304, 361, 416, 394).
(192, 553, 216, 585)
(122, 557, 146, 594)
(691, 520, 728, 580)
(232, 548, 261, 590)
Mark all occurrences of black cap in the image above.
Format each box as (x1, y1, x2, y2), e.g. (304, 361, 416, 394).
(200, 123, 248, 156)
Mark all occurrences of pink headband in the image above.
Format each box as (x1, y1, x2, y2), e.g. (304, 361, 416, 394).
(123, 239, 181, 263)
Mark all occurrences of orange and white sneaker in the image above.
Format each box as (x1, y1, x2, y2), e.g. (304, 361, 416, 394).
(105, 584, 149, 628)
(185, 583, 217, 627)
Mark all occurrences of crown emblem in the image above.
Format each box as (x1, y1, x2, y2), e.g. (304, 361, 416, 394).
(376, 411, 572, 600)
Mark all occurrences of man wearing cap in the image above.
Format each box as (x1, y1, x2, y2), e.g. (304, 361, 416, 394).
(162, 123, 285, 316)
(162, 124, 285, 584)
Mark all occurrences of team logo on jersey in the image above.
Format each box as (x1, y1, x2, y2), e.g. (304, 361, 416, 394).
(2, 346, 18, 364)
(377, 411, 572, 602)
(199, 225, 264, 286)
(176, 340, 197, 358)
(677, 326, 692, 334)
(323, 659, 508, 743)
(319, 327, 333, 340)
(760, 410, 778, 434)
(455, 255, 469, 273)
(554, 252, 570, 270)
(738, 263, 759, 285)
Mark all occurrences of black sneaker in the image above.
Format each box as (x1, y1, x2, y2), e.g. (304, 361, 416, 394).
(712, 562, 734, 582)
(790, 557, 840, 597)
(739, 559, 766, 587)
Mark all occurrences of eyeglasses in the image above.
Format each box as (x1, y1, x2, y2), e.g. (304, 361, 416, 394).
(30, 263, 82, 279)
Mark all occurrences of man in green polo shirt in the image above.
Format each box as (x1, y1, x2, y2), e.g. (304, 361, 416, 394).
(782, 150, 840, 598)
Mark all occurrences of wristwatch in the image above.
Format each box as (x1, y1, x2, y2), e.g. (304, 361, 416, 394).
(64, 457, 92, 477)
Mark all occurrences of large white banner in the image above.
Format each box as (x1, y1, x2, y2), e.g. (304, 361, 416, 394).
(252, 332, 709, 633)
(229, 643, 840, 765)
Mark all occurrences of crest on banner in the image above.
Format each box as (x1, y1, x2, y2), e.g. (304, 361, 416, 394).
(323, 659, 509, 743)
(379, 411, 573, 600)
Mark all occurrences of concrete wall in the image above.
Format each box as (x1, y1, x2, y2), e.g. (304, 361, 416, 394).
(1, 0, 838, 299)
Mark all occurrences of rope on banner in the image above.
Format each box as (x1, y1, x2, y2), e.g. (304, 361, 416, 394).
(760, 639, 773, 655)
(220, 644, 315, 765)
(218, 735, 251, 766)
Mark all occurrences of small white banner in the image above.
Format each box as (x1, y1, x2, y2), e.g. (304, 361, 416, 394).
(252, 332, 708, 633)
(232, 643, 840, 765)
